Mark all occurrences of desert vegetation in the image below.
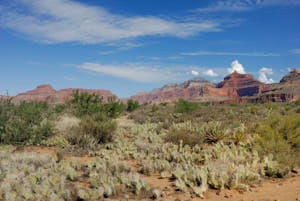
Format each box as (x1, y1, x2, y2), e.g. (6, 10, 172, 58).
(0, 92, 300, 200)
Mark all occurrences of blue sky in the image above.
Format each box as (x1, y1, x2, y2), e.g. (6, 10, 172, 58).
(0, 0, 299, 98)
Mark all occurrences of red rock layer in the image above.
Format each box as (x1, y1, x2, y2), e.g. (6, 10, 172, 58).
(12, 85, 116, 104)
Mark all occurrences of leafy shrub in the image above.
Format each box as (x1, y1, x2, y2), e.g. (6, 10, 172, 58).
(151, 104, 159, 112)
(295, 100, 300, 106)
(165, 127, 204, 147)
(174, 99, 198, 113)
(67, 112, 117, 148)
(229, 103, 238, 107)
(104, 97, 125, 118)
(254, 114, 300, 171)
(0, 98, 14, 135)
(68, 90, 104, 117)
(80, 112, 117, 144)
(0, 101, 54, 145)
(127, 99, 140, 112)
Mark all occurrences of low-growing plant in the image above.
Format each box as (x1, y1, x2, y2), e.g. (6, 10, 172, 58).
(127, 99, 140, 112)
(165, 127, 204, 147)
(254, 114, 300, 171)
(0, 101, 54, 145)
(174, 99, 198, 113)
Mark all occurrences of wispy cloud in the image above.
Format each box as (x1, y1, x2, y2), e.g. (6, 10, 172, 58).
(78, 62, 228, 83)
(64, 76, 78, 81)
(167, 56, 183, 60)
(79, 62, 185, 83)
(182, 51, 279, 56)
(0, 0, 221, 44)
(98, 51, 117, 55)
(196, 0, 300, 12)
(289, 49, 300, 54)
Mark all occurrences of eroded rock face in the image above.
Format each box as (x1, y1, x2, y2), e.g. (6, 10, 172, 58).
(256, 68, 300, 102)
(129, 78, 217, 104)
(12, 85, 116, 104)
(129, 72, 273, 104)
(216, 71, 270, 97)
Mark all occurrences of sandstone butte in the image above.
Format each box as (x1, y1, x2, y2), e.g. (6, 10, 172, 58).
(9, 85, 116, 104)
(1, 68, 299, 104)
(129, 68, 300, 104)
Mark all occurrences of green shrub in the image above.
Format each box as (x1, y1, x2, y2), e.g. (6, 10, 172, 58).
(165, 127, 204, 147)
(68, 90, 104, 117)
(67, 112, 117, 148)
(151, 104, 159, 112)
(295, 100, 300, 106)
(174, 99, 198, 113)
(127, 99, 140, 112)
(229, 103, 238, 107)
(80, 112, 117, 144)
(254, 114, 300, 171)
(0, 101, 54, 145)
(104, 97, 125, 118)
(0, 98, 14, 135)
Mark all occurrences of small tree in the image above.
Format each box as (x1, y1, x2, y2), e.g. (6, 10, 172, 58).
(127, 99, 140, 112)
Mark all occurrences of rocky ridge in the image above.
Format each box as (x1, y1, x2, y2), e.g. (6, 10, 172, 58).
(11, 85, 116, 104)
(1, 68, 299, 104)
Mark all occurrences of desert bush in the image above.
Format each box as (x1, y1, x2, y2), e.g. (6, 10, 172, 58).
(127, 99, 140, 112)
(68, 90, 104, 117)
(81, 112, 117, 143)
(174, 99, 198, 113)
(254, 114, 300, 171)
(104, 97, 125, 118)
(66, 112, 117, 148)
(0, 98, 14, 135)
(0, 101, 54, 145)
(151, 104, 159, 112)
(166, 127, 204, 147)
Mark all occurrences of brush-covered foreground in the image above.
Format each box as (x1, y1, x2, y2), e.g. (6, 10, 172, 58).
(0, 95, 300, 200)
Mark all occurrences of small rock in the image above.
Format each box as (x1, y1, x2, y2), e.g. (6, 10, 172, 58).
(152, 189, 161, 199)
(224, 193, 229, 198)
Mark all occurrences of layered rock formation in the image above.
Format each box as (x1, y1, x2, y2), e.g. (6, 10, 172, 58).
(12, 85, 116, 104)
(129, 78, 219, 104)
(3, 68, 299, 105)
(254, 68, 300, 102)
(130, 71, 272, 104)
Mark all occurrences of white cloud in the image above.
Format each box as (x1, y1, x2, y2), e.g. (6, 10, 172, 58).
(227, 60, 246, 74)
(167, 56, 183, 60)
(191, 70, 199, 76)
(79, 62, 185, 83)
(289, 49, 300, 54)
(258, 67, 275, 84)
(203, 69, 218, 77)
(98, 51, 117, 55)
(196, 0, 300, 12)
(0, 0, 221, 44)
(182, 51, 279, 56)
